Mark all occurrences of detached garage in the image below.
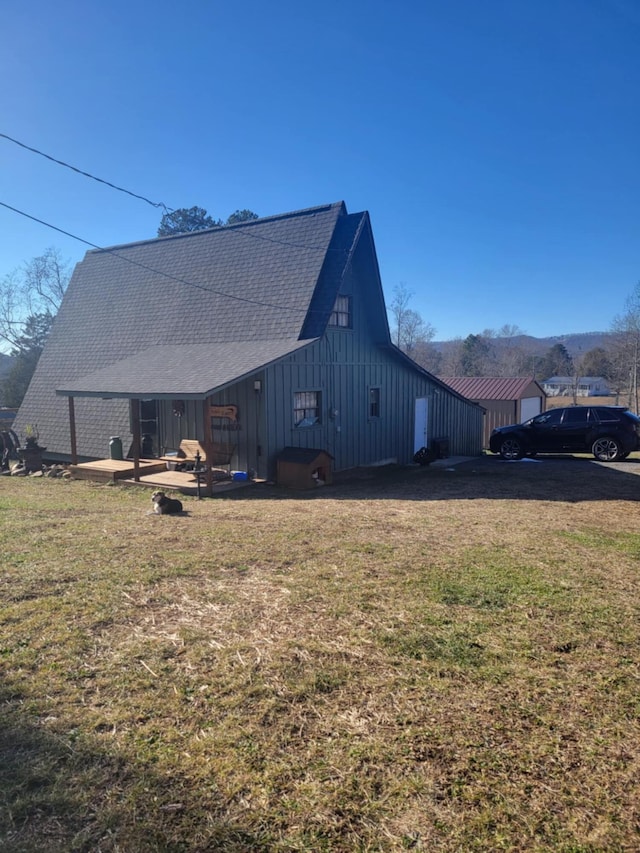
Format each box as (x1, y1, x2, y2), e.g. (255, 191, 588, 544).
(440, 377, 546, 449)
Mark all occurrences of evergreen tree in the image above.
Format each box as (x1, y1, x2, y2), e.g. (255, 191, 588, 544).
(226, 209, 259, 225)
(157, 206, 221, 236)
(460, 334, 493, 376)
(538, 343, 573, 379)
(1, 312, 53, 407)
(158, 207, 259, 236)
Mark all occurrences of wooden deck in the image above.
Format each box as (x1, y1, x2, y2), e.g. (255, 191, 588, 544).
(69, 458, 256, 496)
(69, 458, 168, 483)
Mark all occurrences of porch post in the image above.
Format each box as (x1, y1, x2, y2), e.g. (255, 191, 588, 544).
(202, 397, 214, 497)
(68, 396, 78, 465)
(131, 398, 141, 482)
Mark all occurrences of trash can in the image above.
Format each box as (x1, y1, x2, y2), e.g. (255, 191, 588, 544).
(109, 436, 123, 460)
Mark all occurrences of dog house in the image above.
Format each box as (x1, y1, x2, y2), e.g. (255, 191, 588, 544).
(277, 447, 333, 490)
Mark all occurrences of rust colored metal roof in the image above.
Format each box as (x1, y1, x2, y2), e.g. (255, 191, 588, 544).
(440, 376, 544, 401)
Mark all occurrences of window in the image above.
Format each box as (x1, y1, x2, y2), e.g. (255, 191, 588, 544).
(294, 391, 321, 427)
(329, 295, 351, 328)
(369, 387, 380, 418)
(594, 407, 622, 423)
(562, 407, 589, 424)
(532, 410, 563, 426)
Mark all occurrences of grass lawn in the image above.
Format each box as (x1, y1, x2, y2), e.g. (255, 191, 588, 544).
(1, 457, 640, 852)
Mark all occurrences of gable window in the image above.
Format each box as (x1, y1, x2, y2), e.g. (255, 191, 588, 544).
(294, 391, 321, 427)
(369, 387, 380, 418)
(329, 295, 351, 328)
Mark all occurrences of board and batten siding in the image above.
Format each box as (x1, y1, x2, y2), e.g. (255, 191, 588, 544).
(262, 335, 483, 477)
(155, 375, 268, 478)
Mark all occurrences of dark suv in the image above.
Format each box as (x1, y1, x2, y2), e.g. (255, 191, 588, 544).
(489, 406, 640, 462)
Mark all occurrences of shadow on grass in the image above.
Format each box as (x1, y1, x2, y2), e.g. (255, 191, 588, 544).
(215, 455, 640, 504)
(0, 684, 268, 853)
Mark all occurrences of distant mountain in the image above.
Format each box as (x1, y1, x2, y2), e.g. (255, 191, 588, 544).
(433, 331, 613, 358)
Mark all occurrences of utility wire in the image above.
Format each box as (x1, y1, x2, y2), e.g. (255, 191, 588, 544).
(1, 131, 342, 252)
(0, 200, 324, 315)
(0, 132, 172, 212)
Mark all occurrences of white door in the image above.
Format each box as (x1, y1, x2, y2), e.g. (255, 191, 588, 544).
(521, 396, 542, 421)
(414, 397, 429, 453)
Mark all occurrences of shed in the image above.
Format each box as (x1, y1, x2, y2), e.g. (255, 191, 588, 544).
(440, 377, 546, 449)
(277, 447, 333, 490)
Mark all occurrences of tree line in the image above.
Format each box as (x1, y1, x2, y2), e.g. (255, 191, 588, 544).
(389, 283, 640, 409)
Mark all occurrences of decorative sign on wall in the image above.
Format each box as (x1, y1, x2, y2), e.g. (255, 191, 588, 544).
(210, 404, 241, 432)
(209, 405, 238, 422)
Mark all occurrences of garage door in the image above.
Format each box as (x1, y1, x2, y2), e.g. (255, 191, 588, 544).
(521, 396, 542, 421)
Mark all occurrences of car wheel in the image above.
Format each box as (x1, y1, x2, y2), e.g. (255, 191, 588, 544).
(592, 436, 623, 462)
(499, 437, 524, 460)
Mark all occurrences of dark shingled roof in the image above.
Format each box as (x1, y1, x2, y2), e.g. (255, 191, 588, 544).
(440, 377, 545, 401)
(57, 340, 315, 399)
(15, 201, 365, 457)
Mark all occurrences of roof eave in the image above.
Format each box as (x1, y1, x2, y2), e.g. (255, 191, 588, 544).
(55, 338, 320, 400)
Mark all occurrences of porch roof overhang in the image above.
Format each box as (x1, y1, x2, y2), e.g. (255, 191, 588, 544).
(55, 339, 317, 400)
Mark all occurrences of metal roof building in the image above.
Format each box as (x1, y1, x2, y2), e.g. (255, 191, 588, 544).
(440, 377, 546, 449)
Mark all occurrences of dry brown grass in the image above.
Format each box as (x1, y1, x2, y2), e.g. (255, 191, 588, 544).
(2, 458, 640, 851)
(545, 395, 626, 409)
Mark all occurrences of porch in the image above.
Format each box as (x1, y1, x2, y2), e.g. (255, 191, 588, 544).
(69, 458, 258, 496)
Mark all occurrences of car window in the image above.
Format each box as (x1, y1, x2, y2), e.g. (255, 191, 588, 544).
(561, 407, 589, 424)
(594, 407, 623, 423)
(531, 409, 563, 426)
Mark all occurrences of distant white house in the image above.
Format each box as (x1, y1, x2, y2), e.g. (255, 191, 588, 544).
(542, 376, 611, 397)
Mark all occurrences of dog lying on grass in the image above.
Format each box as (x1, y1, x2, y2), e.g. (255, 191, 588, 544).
(151, 490, 183, 515)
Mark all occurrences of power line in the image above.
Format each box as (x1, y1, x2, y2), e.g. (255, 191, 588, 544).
(0, 200, 321, 315)
(0, 132, 172, 212)
(1, 131, 343, 252)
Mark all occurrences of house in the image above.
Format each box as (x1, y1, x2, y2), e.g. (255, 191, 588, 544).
(542, 376, 611, 397)
(440, 376, 546, 449)
(14, 202, 483, 480)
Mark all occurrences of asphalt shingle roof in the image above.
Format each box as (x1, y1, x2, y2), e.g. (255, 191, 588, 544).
(57, 340, 316, 398)
(15, 201, 363, 456)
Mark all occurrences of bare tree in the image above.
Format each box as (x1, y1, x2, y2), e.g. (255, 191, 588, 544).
(411, 339, 442, 374)
(388, 283, 436, 353)
(490, 325, 533, 377)
(611, 285, 640, 411)
(439, 338, 466, 376)
(497, 323, 525, 338)
(388, 283, 412, 348)
(0, 248, 70, 352)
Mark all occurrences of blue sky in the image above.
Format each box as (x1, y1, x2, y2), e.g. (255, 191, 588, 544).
(1, 0, 638, 344)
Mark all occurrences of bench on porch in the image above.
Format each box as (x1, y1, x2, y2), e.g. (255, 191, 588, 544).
(160, 439, 207, 469)
(160, 439, 236, 476)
